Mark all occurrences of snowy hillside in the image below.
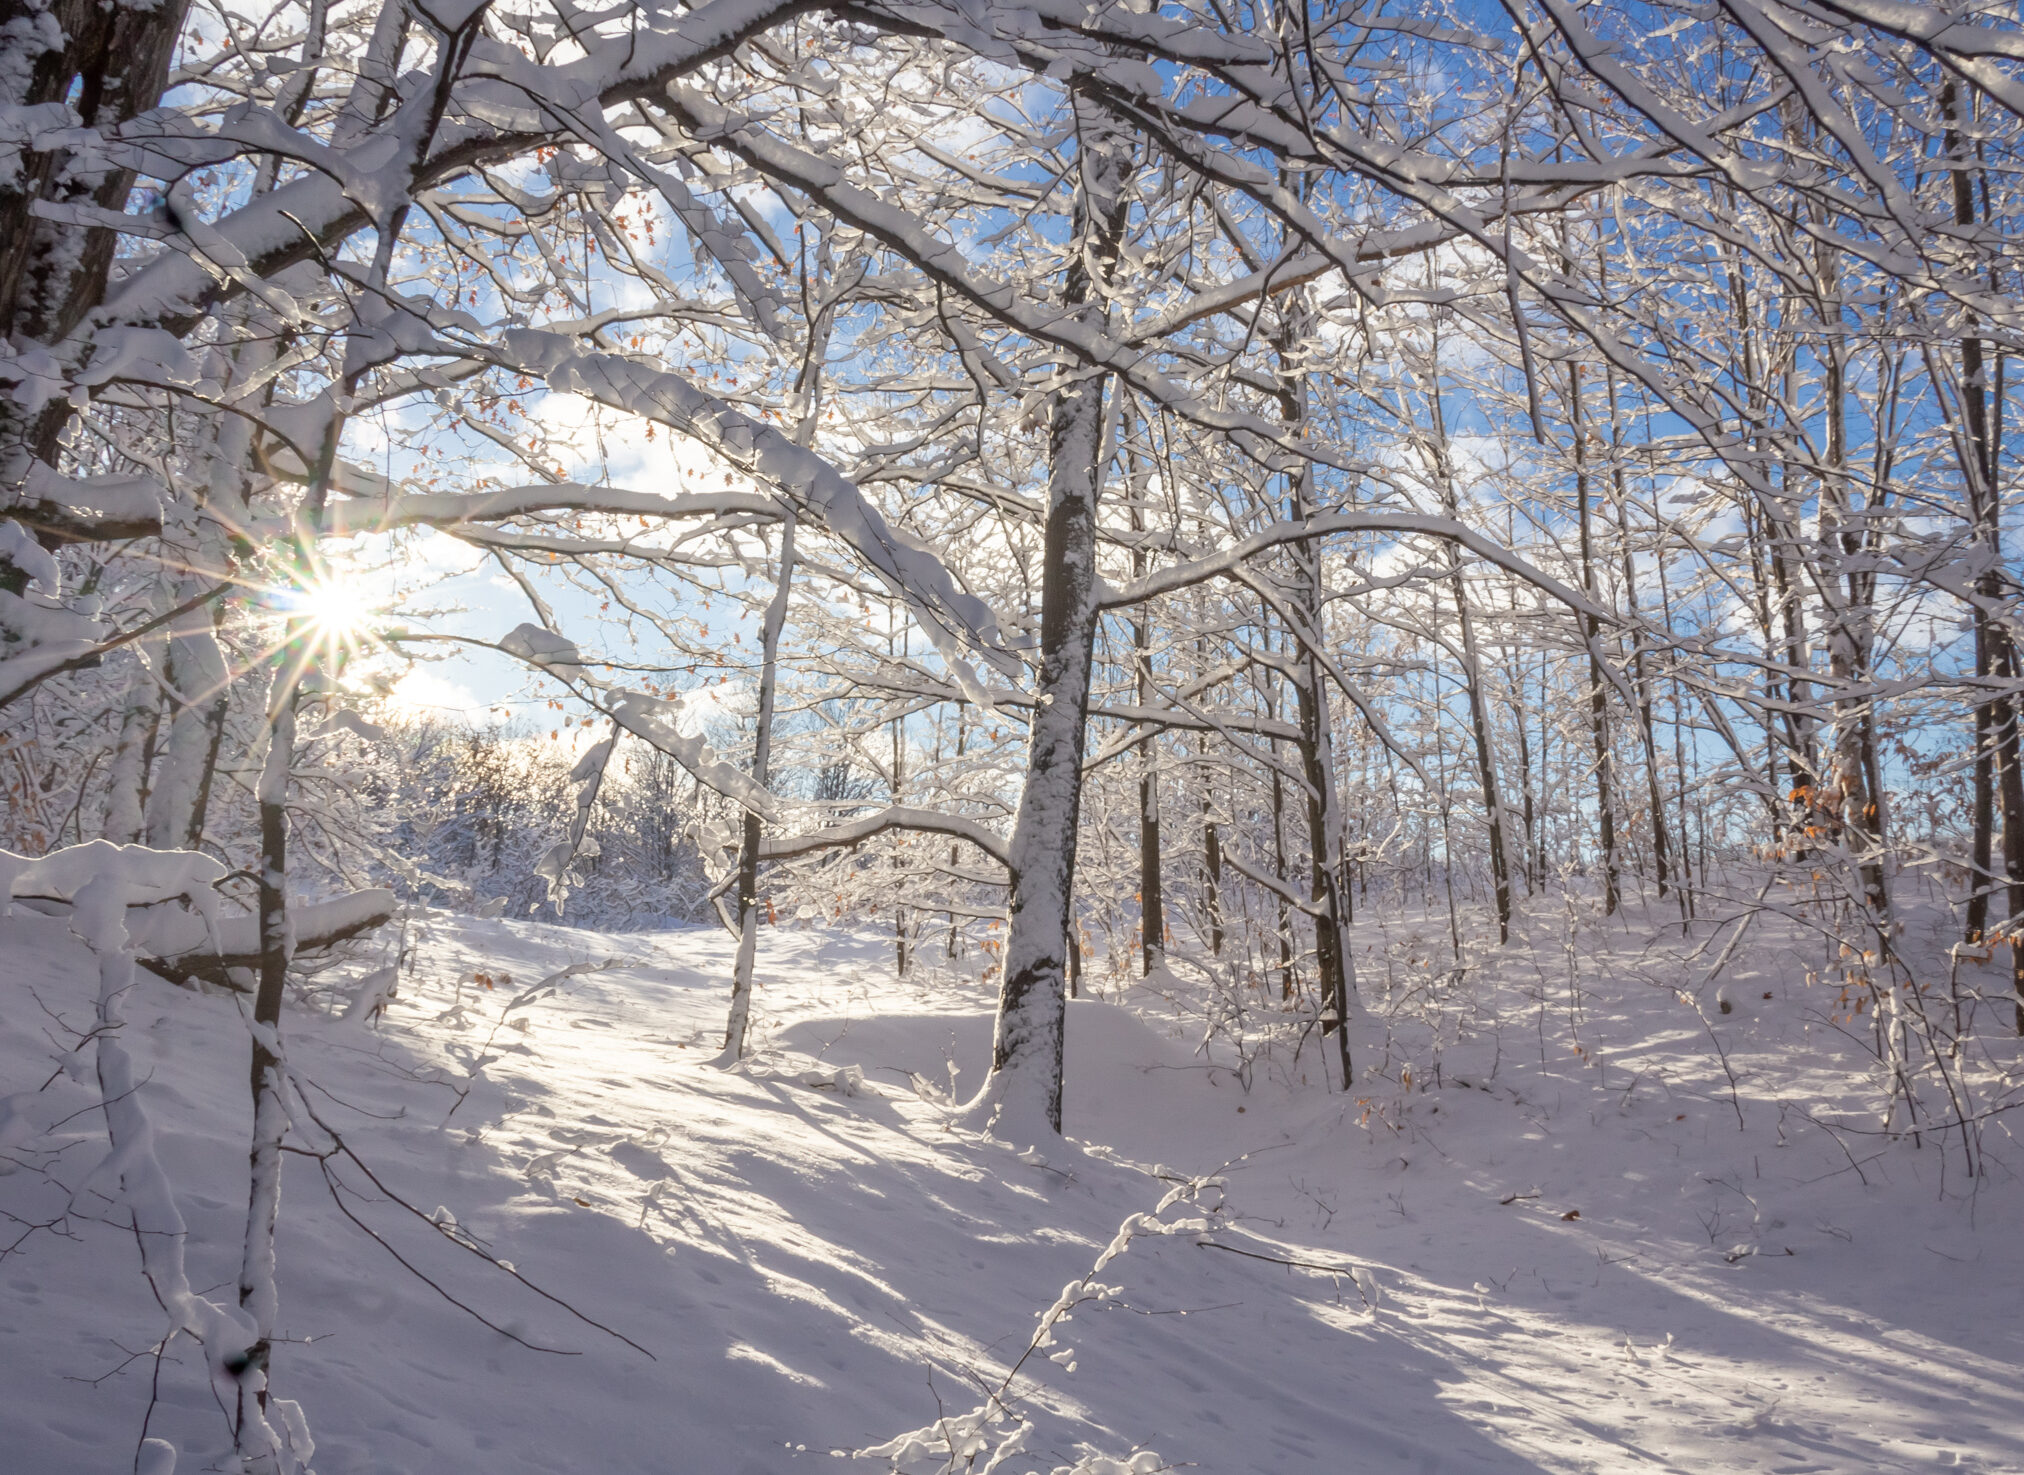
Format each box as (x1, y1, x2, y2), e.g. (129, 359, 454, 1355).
(3, 891, 2019, 1475)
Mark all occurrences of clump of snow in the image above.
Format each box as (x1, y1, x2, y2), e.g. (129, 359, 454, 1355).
(800, 1061, 867, 1096)
(499, 621, 583, 679)
(0, 517, 58, 592)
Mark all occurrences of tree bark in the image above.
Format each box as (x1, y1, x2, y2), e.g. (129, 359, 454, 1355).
(101, 655, 160, 844)
(722, 518, 795, 1058)
(1510, 645, 1538, 894)
(239, 663, 297, 1455)
(967, 96, 1131, 1138)
(1941, 86, 2021, 1021)
(1601, 369, 1678, 914)
(1569, 364, 1621, 917)
(1427, 373, 1513, 942)
(1129, 449, 1164, 973)
(1201, 731, 1223, 956)
(1275, 298, 1352, 1084)
(0, 0, 195, 495)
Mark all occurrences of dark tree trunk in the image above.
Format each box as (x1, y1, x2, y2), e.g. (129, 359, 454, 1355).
(1943, 86, 2019, 985)
(1511, 654, 1538, 894)
(1200, 726, 1223, 955)
(969, 96, 1131, 1137)
(0, 0, 195, 492)
(1270, 754, 1295, 1001)
(1138, 753, 1164, 972)
(1569, 364, 1621, 917)
(1272, 290, 1352, 1081)
(1130, 469, 1164, 973)
(1428, 376, 1513, 942)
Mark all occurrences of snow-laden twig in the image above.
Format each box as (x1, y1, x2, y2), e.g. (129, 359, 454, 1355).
(856, 1169, 1216, 1474)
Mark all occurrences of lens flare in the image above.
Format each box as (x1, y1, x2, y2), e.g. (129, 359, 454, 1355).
(285, 575, 376, 642)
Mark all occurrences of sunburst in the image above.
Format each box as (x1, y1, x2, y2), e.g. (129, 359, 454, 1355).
(288, 574, 376, 642)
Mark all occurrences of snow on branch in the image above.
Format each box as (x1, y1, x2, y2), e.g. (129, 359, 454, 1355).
(605, 688, 783, 821)
(758, 806, 1011, 869)
(515, 338, 1018, 687)
(648, 86, 1397, 479)
(319, 481, 784, 537)
(91, 0, 821, 345)
(1101, 509, 1615, 626)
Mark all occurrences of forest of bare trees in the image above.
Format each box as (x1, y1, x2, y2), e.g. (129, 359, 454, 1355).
(5, 0, 2024, 1467)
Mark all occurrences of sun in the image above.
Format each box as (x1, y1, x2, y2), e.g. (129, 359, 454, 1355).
(286, 575, 377, 642)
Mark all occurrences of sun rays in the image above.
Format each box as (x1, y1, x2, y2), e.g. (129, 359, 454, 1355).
(283, 572, 379, 647)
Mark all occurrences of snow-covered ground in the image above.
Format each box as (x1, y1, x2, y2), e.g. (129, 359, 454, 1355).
(3, 889, 2021, 1474)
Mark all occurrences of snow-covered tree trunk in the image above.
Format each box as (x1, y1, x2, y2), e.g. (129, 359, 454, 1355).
(149, 327, 262, 852)
(149, 592, 234, 852)
(239, 654, 299, 1465)
(966, 95, 1132, 1140)
(1199, 718, 1223, 956)
(1274, 299, 1351, 1085)
(0, 0, 192, 496)
(722, 515, 794, 1060)
(101, 651, 159, 844)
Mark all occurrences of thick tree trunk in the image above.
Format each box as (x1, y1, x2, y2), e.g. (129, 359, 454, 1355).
(1273, 297, 1352, 1082)
(970, 371, 1106, 1135)
(1942, 87, 2021, 1003)
(967, 96, 1130, 1138)
(101, 657, 160, 844)
(0, 0, 194, 494)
